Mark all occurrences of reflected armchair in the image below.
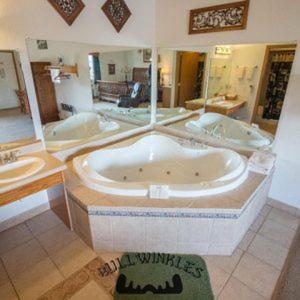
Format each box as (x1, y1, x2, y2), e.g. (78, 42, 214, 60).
(117, 82, 143, 108)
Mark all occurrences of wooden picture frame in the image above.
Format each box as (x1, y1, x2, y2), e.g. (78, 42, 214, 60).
(143, 49, 152, 63)
(47, 0, 85, 26)
(102, 0, 132, 33)
(108, 64, 116, 75)
(189, 0, 249, 34)
(37, 40, 48, 50)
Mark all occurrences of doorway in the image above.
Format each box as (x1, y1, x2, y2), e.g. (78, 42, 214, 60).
(174, 51, 206, 107)
(252, 44, 296, 134)
(30, 62, 59, 125)
(0, 50, 34, 143)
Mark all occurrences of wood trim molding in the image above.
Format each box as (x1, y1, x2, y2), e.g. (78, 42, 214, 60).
(0, 172, 64, 207)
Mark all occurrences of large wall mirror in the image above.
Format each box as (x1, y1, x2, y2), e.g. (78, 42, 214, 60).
(25, 39, 152, 152)
(0, 50, 36, 150)
(160, 42, 296, 150)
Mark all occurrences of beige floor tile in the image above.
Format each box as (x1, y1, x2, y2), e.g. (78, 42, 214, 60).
(204, 248, 244, 274)
(260, 204, 272, 218)
(259, 219, 296, 248)
(238, 230, 256, 251)
(250, 214, 265, 233)
(1, 239, 47, 279)
(218, 277, 265, 300)
(70, 281, 112, 300)
(267, 207, 300, 230)
(98, 252, 123, 264)
(50, 239, 97, 278)
(233, 253, 280, 299)
(206, 260, 231, 297)
(37, 223, 78, 255)
(0, 281, 18, 300)
(248, 234, 289, 270)
(0, 259, 9, 286)
(26, 209, 62, 236)
(12, 258, 63, 300)
(0, 223, 33, 255)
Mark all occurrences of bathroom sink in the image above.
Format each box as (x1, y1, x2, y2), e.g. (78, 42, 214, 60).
(0, 156, 45, 184)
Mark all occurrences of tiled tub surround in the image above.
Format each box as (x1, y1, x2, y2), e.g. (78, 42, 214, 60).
(65, 131, 273, 256)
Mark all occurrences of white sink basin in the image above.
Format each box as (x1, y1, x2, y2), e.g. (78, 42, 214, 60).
(0, 156, 45, 184)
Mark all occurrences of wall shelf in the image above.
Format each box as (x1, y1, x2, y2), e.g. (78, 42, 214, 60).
(45, 63, 78, 76)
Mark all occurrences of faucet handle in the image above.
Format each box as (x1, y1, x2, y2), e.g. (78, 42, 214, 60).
(11, 150, 19, 160)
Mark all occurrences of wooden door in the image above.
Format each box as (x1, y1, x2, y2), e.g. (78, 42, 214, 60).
(30, 62, 59, 124)
(175, 52, 202, 107)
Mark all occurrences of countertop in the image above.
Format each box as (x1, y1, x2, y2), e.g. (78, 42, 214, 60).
(0, 151, 66, 194)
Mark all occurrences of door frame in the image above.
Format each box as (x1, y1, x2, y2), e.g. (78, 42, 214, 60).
(251, 44, 297, 123)
(174, 51, 207, 107)
(0, 50, 21, 90)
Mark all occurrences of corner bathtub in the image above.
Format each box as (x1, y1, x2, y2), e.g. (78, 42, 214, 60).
(186, 113, 274, 149)
(74, 134, 248, 198)
(44, 112, 120, 151)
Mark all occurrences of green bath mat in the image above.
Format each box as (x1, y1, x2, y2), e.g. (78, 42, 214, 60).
(114, 253, 214, 300)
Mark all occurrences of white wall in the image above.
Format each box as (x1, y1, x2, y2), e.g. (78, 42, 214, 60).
(156, 0, 300, 209)
(158, 49, 174, 86)
(227, 44, 266, 122)
(0, 0, 155, 224)
(0, 52, 19, 109)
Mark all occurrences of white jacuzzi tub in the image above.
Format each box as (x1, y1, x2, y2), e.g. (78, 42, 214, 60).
(74, 134, 248, 198)
(186, 113, 274, 149)
(44, 112, 120, 151)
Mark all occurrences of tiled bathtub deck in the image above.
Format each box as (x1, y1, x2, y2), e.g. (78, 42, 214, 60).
(0, 201, 299, 299)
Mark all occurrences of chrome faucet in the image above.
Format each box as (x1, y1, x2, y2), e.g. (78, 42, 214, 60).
(0, 151, 19, 165)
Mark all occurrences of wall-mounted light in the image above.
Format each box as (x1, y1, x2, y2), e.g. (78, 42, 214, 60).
(215, 46, 232, 55)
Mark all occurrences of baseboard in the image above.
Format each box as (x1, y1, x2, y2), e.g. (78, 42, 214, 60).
(267, 197, 300, 217)
(0, 202, 50, 232)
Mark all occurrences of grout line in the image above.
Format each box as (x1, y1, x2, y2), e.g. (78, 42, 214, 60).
(216, 247, 247, 298)
(0, 257, 21, 300)
(30, 222, 76, 280)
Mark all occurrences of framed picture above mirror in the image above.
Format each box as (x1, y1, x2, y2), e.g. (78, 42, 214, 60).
(189, 0, 249, 34)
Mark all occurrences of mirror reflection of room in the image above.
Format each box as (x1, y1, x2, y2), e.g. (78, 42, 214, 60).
(90, 48, 154, 125)
(0, 50, 35, 149)
(26, 39, 152, 152)
(163, 43, 296, 150)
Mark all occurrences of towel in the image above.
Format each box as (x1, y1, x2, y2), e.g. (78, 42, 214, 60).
(246, 67, 256, 80)
(50, 69, 61, 84)
(236, 66, 245, 79)
(248, 151, 276, 175)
